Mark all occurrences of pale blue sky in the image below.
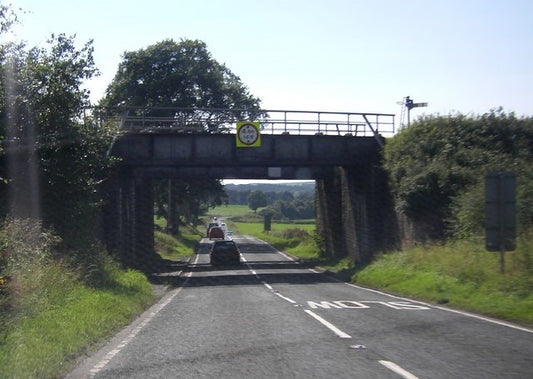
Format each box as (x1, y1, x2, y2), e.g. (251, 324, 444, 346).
(7, 0, 533, 122)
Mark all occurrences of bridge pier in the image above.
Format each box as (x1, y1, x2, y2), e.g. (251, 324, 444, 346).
(316, 164, 399, 265)
(315, 170, 344, 258)
(103, 169, 154, 270)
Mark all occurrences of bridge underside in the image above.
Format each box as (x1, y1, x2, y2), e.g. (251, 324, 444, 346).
(103, 133, 399, 269)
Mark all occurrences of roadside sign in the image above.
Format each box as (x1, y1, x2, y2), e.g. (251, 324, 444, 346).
(236, 121, 261, 147)
(485, 171, 516, 252)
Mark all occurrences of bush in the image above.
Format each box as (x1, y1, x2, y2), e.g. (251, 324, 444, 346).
(0, 218, 60, 273)
(384, 110, 533, 242)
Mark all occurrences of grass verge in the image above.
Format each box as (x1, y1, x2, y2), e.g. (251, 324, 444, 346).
(0, 258, 154, 378)
(154, 217, 202, 261)
(352, 237, 533, 326)
(234, 221, 320, 260)
(155, 230, 200, 261)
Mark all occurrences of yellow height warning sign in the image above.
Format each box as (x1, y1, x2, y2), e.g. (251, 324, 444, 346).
(236, 121, 261, 147)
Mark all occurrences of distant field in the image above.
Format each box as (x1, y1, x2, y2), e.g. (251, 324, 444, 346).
(235, 222, 315, 235)
(208, 205, 315, 225)
(207, 204, 252, 218)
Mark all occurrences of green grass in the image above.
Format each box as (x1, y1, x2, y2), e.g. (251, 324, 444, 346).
(207, 204, 253, 218)
(352, 237, 533, 325)
(0, 217, 202, 378)
(235, 221, 315, 235)
(234, 221, 320, 260)
(154, 217, 202, 261)
(0, 260, 154, 378)
(155, 230, 199, 261)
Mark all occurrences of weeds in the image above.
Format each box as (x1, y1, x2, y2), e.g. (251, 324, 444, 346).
(353, 234, 533, 324)
(0, 218, 154, 378)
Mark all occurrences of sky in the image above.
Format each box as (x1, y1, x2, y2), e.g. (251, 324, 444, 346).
(6, 0, 533, 124)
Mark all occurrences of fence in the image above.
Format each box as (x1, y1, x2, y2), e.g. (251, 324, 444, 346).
(91, 107, 396, 136)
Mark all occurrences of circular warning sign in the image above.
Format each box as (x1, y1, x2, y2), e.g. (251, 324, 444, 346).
(236, 122, 260, 147)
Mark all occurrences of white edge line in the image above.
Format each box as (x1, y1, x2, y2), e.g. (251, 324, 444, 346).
(304, 309, 352, 339)
(89, 254, 199, 376)
(246, 235, 533, 334)
(277, 249, 297, 262)
(344, 282, 533, 334)
(379, 360, 420, 379)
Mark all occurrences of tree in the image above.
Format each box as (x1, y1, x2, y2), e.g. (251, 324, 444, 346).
(384, 109, 533, 241)
(248, 190, 267, 213)
(1, 32, 106, 245)
(100, 39, 263, 124)
(101, 39, 262, 229)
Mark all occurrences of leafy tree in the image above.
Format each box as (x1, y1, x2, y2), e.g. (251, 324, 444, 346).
(154, 178, 228, 233)
(1, 31, 109, 246)
(279, 191, 294, 202)
(101, 39, 262, 230)
(100, 39, 263, 126)
(384, 109, 533, 241)
(248, 190, 267, 213)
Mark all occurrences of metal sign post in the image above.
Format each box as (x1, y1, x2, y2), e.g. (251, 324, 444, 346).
(485, 172, 516, 273)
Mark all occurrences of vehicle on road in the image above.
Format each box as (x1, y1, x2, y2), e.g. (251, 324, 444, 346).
(206, 222, 219, 237)
(208, 226, 225, 240)
(209, 240, 240, 265)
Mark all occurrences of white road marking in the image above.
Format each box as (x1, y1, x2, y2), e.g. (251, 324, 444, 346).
(274, 292, 297, 304)
(89, 290, 179, 377)
(345, 283, 533, 334)
(307, 300, 430, 310)
(237, 241, 351, 338)
(242, 253, 297, 304)
(276, 249, 297, 261)
(88, 254, 199, 377)
(379, 360, 420, 379)
(304, 310, 352, 339)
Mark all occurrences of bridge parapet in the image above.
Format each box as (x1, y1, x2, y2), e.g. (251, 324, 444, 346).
(94, 107, 395, 137)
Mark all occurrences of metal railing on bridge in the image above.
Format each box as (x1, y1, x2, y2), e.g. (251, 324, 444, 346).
(92, 107, 395, 137)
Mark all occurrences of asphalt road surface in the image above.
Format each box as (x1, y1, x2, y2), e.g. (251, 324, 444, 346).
(68, 235, 533, 378)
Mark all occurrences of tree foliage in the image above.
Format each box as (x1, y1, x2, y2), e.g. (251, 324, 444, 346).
(384, 109, 533, 241)
(1, 30, 111, 246)
(154, 178, 228, 230)
(102, 39, 261, 111)
(101, 39, 262, 229)
(242, 189, 315, 220)
(247, 190, 267, 213)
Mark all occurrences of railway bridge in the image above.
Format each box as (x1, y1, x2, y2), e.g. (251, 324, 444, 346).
(102, 107, 400, 268)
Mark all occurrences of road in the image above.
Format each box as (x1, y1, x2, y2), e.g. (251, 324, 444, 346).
(69, 235, 533, 378)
